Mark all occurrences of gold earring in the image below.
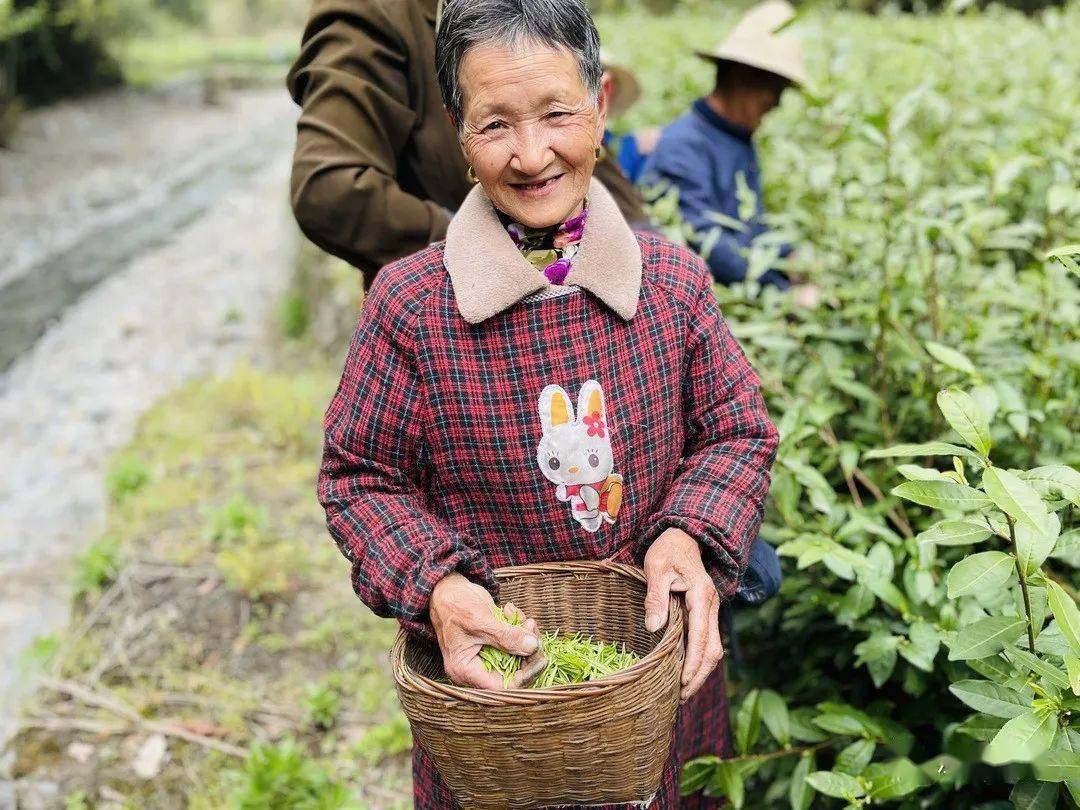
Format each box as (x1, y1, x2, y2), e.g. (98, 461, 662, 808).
(466, 165, 478, 184)
(595, 144, 608, 161)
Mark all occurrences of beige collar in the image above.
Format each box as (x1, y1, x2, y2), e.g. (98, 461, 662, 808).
(444, 177, 642, 325)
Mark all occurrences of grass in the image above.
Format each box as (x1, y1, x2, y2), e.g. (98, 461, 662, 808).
(7, 251, 406, 807)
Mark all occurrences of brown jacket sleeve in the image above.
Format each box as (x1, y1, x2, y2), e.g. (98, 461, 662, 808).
(593, 157, 648, 228)
(286, 0, 450, 278)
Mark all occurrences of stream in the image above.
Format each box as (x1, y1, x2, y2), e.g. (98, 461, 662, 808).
(0, 84, 300, 751)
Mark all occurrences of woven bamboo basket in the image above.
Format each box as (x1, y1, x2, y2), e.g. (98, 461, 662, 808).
(392, 560, 685, 809)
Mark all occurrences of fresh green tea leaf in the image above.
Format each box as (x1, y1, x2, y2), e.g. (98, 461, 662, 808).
(948, 679, 1031, 718)
(983, 710, 1057, 765)
(946, 551, 1013, 598)
(893, 480, 992, 511)
(805, 771, 864, 800)
(947, 617, 1026, 660)
(936, 387, 992, 456)
(916, 519, 992, 547)
(1047, 582, 1080, 656)
(982, 468, 1052, 536)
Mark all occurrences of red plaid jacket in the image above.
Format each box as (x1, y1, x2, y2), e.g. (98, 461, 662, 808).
(318, 228, 778, 808)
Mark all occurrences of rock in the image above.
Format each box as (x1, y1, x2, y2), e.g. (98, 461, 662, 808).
(132, 733, 167, 780)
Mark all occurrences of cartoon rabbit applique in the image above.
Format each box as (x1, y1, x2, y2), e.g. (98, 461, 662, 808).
(536, 379, 623, 533)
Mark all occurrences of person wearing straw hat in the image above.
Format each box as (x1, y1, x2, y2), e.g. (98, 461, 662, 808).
(599, 50, 660, 188)
(642, 0, 815, 297)
(285, 0, 649, 290)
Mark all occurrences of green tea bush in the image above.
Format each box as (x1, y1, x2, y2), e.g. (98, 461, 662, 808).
(105, 455, 151, 502)
(223, 740, 357, 810)
(596, 4, 1079, 805)
(71, 536, 121, 600)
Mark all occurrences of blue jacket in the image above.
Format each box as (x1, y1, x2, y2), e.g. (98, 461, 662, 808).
(603, 129, 650, 186)
(641, 98, 791, 289)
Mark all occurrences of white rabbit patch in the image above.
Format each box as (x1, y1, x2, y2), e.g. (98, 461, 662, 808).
(536, 379, 623, 533)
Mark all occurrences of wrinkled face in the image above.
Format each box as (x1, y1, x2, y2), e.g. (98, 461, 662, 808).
(455, 41, 606, 228)
(536, 426, 613, 485)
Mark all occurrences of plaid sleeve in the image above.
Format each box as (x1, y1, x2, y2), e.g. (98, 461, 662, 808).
(317, 275, 497, 640)
(639, 269, 779, 599)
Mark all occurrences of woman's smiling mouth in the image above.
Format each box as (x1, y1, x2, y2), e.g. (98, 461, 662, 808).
(509, 174, 564, 197)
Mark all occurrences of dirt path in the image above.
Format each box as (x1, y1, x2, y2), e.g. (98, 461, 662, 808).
(0, 86, 300, 748)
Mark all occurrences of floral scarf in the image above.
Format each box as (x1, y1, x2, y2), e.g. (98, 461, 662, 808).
(501, 203, 588, 285)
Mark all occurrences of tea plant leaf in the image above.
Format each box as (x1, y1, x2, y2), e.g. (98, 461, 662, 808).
(948, 679, 1031, 718)
(936, 387, 992, 456)
(947, 617, 1026, 660)
(1017, 466, 1080, 508)
(983, 710, 1057, 765)
(864, 758, 928, 800)
(900, 621, 940, 671)
(982, 468, 1052, 536)
(916, 519, 992, 547)
(1051, 529, 1080, 567)
(864, 442, 982, 464)
(680, 756, 720, 796)
(835, 739, 875, 775)
(925, 342, 976, 375)
(955, 714, 1007, 742)
(1034, 750, 1080, 782)
(854, 634, 899, 687)
(806, 771, 864, 800)
(1010, 781, 1059, 810)
(1005, 645, 1072, 691)
(1047, 582, 1080, 656)
(707, 761, 745, 808)
(1014, 513, 1060, 576)
(734, 689, 761, 755)
(1064, 655, 1080, 696)
(893, 480, 992, 511)
(789, 753, 814, 810)
(758, 689, 790, 747)
(946, 551, 1013, 598)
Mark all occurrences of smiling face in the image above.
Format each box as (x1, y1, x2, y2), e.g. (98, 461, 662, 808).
(455, 41, 607, 229)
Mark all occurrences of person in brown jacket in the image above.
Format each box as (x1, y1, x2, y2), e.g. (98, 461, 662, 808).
(286, 0, 647, 289)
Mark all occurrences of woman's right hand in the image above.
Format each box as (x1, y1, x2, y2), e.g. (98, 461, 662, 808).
(429, 572, 540, 689)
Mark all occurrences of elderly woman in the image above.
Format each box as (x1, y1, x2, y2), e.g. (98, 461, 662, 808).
(317, 0, 778, 806)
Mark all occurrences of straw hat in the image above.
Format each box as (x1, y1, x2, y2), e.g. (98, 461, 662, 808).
(599, 49, 642, 117)
(695, 0, 807, 87)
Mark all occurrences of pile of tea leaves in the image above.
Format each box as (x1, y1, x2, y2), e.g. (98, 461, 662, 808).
(479, 606, 640, 688)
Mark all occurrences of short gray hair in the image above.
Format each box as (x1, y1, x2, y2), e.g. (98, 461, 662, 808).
(436, 0, 603, 131)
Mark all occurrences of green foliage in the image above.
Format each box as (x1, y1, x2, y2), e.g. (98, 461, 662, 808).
(19, 633, 60, 668)
(214, 531, 308, 601)
(609, 4, 1080, 806)
(280, 292, 311, 340)
(72, 536, 121, 599)
(302, 682, 342, 731)
(223, 740, 358, 809)
(204, 494, 267, 545)
(105, 455, 151, 502)
(352, 714, 412, 765)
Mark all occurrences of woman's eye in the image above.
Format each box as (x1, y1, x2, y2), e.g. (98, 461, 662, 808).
(546, 111, 568, 120)
(483, 121, 504, 132)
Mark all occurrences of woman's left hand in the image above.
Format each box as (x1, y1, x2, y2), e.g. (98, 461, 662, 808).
(642, 527, 723, 702)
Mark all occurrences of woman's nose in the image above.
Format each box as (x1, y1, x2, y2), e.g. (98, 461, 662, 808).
(511, 124, 550, 176)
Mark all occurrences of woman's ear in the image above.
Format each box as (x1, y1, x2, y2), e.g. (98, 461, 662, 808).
(595, 73, 612, 136)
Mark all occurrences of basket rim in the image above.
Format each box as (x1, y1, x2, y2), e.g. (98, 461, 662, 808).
(391, 560, 686, 706)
